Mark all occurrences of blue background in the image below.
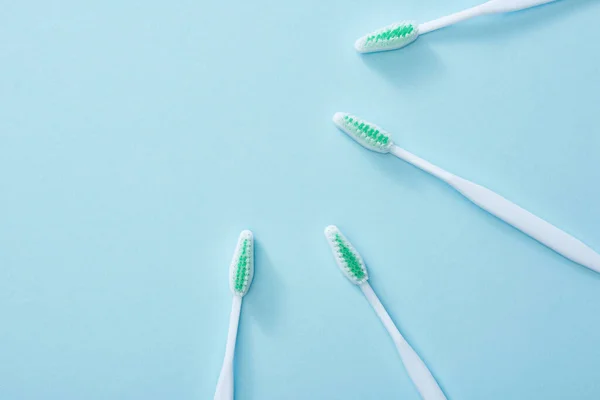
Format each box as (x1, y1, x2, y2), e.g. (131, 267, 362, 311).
(1, 0, 599, 399)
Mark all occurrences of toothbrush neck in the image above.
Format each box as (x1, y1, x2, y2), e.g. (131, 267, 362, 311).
(418, 0, 557, 34)
(419, 4, 489, 34)
(224, 295, 243, 362)
(359, 282, 410, 350)
(390, 145, 454, 183)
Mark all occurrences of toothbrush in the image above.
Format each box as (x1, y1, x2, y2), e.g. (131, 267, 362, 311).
(214, 230, 254, 400)
(333, 112, 600, 274)
(355, 0, 558, 53)
(324, 225, 447, 400)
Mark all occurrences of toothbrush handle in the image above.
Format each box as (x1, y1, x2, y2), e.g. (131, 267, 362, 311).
(360, 283, 447, 400)
(419, 0, 557, 34)
(419, 4, 488, 34)
(214, 295, 242, 400)
(390, 145, 600, 273)
(483, 0, 557, 13)
(447, 175, 600, 273)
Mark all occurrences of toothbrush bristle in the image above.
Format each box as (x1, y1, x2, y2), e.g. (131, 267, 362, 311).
(324, 225, 368, 285)
(333, 112, 393, 153)
(355, 21, 419, 53)
(229, 230, 254, 296)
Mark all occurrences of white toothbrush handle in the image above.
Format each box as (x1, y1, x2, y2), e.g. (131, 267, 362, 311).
(482, 0, 557, 13)
(419, 4, 489, 34)
(360, 283, 447, 400)
(419, 0, 557, 34)
(214, 295, 242, 400)
(390, 145, 600, 274)
(447, 175, 600, 273)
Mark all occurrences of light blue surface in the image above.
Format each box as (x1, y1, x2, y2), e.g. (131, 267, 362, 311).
(1, 0, 599, 399)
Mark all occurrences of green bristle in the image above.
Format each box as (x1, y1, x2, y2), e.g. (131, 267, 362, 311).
(230, 230, 254, 296)
(334, 234, 366, 282)
(325, 226, 368, 285)
(234, 239, 250, 293)
(366, 24, 414, 44)
(345, 115, 389, 146)
(355, 21, 419, 53)
(333, 112, 393, 153)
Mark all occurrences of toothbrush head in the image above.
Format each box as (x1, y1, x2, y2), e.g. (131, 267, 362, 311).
(333, 112, 393, 153)
(324, 225, 369, 285)
(229, 230, 254, 297)
(355, 21, 419, 53)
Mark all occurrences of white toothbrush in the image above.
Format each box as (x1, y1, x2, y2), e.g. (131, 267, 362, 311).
(355, 0, 558, 53)
(214, 230, 254, 400)
(333, 112, 600, 274)
(325, 225, 447, 400)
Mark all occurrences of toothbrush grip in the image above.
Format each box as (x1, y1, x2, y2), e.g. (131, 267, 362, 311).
(396, 340, 448, 400)
(214, 295, 242, 400)
(448, 175, 600, 273)
(214, 361, 234, 400)
(482, 0, 557, 13)
(418, 0, 557, 34)
(360, 283, 447, 400)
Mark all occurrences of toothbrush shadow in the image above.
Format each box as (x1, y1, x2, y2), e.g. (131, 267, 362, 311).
(360, 146, 443, 193)
(424, 0, 596, 45)
(244, 239, 284, 333)
(359, 42, 444, 89)
(234, 241, 284, 400)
